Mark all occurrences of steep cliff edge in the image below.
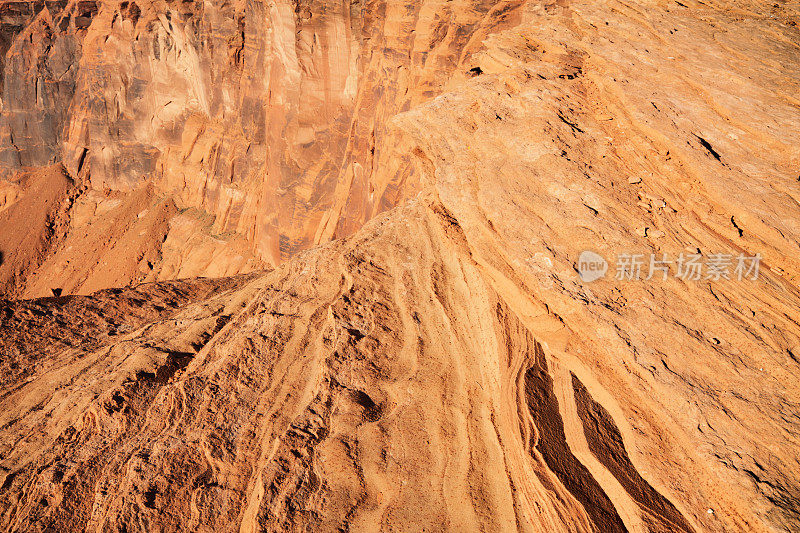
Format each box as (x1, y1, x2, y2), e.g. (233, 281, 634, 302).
(1, 0, 800, 531)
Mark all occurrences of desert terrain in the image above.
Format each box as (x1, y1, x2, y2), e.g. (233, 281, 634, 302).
(0, 0, 799, 531)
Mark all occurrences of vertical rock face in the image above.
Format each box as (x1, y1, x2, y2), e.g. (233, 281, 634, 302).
(0, 0, 527, 297)
(1, 0, 800, 532)
(0, 0, 85, 168)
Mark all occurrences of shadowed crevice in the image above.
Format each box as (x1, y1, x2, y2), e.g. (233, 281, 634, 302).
(524, 341, 627, 532)
(572, 374, 694, 533)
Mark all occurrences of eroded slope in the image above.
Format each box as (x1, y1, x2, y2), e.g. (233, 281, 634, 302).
(0, 0, 799, 531)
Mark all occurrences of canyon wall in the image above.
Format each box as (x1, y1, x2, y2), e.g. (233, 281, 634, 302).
(0, 0, 526, 297)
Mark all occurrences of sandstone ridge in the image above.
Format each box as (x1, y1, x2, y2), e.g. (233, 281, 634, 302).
(1, 0, 800, 531)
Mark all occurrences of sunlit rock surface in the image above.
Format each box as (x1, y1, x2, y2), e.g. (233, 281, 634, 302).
(1, 0, 799, 531)
(0, 0, 529, 296)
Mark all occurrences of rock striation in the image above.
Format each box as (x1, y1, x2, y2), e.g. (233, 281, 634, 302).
(1, 0, 800, 531)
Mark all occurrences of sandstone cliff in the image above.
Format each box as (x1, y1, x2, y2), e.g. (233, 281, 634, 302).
(1, 0, 800, 531)
(0, 0, 530, 297)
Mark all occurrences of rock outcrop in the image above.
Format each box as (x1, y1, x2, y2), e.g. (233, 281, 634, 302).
(1, 0, 800, 531)
(0, 0, 530, 297)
